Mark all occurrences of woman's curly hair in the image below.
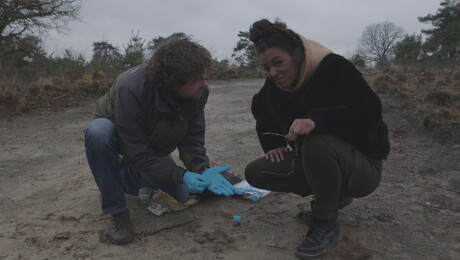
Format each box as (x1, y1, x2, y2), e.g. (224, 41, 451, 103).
(147, 37, 211, 91)
(249, 18, 303, 56)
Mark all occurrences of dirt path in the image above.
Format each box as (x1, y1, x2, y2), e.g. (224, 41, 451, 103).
(0, 79, 459, 259)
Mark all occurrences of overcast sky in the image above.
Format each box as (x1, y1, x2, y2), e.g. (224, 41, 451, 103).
(45, 0, 442, 61)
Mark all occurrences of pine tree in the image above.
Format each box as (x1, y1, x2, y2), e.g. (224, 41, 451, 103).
(418, 0, 460, 60)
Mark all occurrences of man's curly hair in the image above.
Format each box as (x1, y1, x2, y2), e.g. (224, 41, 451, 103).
(146, 37, 212, 91)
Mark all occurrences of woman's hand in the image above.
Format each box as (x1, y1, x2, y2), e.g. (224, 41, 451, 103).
(265, 147, 289, 163)
(287, 118, 316, 141)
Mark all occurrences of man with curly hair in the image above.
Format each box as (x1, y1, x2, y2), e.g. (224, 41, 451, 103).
(84, 37, 235, 245)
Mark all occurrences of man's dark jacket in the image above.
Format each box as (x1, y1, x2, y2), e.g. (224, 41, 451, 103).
(95, 64, 209, 183)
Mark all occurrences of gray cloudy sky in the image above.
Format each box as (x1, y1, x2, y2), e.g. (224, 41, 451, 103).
(45, 0, 442, 61)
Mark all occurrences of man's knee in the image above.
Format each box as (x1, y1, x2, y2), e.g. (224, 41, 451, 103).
(84, 118, 116, 146)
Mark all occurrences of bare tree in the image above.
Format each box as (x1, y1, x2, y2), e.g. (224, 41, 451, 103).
(358, 21, 404, 66)
(0, 0, 81, 63)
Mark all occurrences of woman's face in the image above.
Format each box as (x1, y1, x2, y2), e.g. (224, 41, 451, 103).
(260, 47, 299, 91)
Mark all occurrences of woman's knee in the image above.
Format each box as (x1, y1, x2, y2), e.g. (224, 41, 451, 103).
(244, 159, 259, 185)
(244, 157, 272, 186)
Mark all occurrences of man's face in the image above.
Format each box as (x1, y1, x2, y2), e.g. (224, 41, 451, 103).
(175, 78, 208, 100)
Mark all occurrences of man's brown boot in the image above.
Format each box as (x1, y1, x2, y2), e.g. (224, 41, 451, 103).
(105, 209, 134, 245)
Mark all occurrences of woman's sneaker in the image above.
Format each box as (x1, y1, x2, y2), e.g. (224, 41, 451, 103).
(295, 215, 340, 258)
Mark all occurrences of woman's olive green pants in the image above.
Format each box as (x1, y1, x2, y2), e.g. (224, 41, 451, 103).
(245, 134, 382, 220)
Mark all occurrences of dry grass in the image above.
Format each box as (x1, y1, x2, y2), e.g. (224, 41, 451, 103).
(368, 67, 460, 142)
(0, 66, 262, 114)
(0, 69, 112, 114)
(210, 66, 265, 79)
(1, 65, 458, 142)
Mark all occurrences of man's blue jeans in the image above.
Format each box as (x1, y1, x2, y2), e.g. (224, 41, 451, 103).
(84, 118, 189, 214)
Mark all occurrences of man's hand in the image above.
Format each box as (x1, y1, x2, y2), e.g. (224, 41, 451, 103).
(265, 147, 289, 163)
(201, 166, 235, 196)
(183, 171, 210, 194)
(287, 118, 315, 141)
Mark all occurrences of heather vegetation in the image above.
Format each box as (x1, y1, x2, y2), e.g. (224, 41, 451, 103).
(0, 0, 458, 140)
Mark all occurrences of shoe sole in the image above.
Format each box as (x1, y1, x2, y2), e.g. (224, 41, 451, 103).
(294, 232, 341, 259)
(106, 235, 134, 245)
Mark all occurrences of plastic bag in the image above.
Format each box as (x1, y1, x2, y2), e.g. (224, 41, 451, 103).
(138, 187, 199, 216)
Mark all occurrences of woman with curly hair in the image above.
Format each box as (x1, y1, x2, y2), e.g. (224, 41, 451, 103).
(244, 19, 390, 258)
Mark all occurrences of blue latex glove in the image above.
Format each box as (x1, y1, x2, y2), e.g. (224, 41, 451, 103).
(183, 171, 210, 194)
(201, 166, 235, 196)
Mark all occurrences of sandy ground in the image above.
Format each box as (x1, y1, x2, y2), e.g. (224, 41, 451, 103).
(0, 78, 459, 260)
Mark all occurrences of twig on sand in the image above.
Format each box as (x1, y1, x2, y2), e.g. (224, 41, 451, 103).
(267, 244, 290, 251)
(137, 220, 194, 239)
(54, 93, 70, 99)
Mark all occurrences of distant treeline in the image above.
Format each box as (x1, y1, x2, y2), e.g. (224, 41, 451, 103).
(0, 0, 458, 113)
